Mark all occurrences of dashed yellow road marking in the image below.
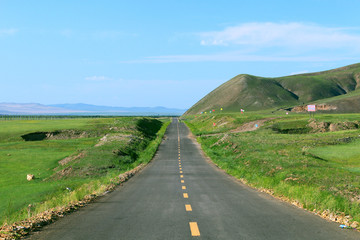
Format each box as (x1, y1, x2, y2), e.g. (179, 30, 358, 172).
(181, 180, 184, 183)
(183, 193, 188, 198)
(189, 222, 200, 236)
(182, 186, 186, 190)
(179, 168, 182, 170)
(180, 175, 183, 178)
(180, 171, 183, 173)
(185, 204, 192, 211)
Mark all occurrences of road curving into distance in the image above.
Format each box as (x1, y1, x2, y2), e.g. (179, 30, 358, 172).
(28, 118, 359, 240)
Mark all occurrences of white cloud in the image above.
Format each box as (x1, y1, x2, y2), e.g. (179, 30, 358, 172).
(84, 76, 112, 81)
(0, 28, 18, 36)
(122, 22, 360, 64)
(199, 22, 360, 49)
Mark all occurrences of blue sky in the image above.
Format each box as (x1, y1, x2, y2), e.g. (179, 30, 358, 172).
(1, 0, 360, 109)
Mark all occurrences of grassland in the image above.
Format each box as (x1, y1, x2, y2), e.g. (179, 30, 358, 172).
(0, 117, 170, 226)
(183, 112, 360, 227)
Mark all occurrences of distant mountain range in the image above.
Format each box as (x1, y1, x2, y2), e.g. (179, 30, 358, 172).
(0, 103, 186, 116)
(185, 63, 360, 115)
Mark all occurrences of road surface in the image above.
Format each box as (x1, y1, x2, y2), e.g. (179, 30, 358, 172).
(28, 118, 359, 239)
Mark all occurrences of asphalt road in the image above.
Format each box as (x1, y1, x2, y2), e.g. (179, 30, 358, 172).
(28, 118, 359, 239)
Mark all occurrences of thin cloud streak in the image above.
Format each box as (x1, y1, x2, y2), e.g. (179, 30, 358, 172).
(199, 22, 360, 49)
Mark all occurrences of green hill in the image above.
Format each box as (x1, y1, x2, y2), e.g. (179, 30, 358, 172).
(184, 63, 360, 115)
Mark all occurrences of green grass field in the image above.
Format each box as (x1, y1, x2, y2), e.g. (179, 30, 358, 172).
(0, 117, 170, 226)
(183, 112, 360, 225)
(309, 139, 360, 172)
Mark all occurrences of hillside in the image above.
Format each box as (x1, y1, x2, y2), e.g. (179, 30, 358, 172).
(184, 63, 360, 115)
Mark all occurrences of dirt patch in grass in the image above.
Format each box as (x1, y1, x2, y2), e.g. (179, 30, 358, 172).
(230, 118, 272, 133)
(201, 118, 275, 137)
(95, 134, 133, 147)
(58, 152, 86, 166)
(21, 130, 88, 141)
(292, 104, 337, 112)
(308, 120, 359, 133)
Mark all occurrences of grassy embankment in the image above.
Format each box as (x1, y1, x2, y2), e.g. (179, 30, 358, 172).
(0, 117, 170, 226)
(184, 112, 360, 227)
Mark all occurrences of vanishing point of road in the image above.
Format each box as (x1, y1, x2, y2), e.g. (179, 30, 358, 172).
(28, 118, 359, 239)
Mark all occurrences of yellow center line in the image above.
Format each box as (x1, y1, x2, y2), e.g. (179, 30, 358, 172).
(180, 171, 183, 173)
(181, 180, 184, 183)
(185, 204, 192, 211)
(179, 168, 182, 170)
(180, 175, 183, 178)
(183, 193, 188, 198)
(182, 186, 186, 190)
(189, 222, 200, 236)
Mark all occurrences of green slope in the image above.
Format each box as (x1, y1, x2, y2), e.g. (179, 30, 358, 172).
(185, 63, 360, 115)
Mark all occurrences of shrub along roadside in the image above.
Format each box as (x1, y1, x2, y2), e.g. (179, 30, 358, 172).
(0, 118, 170, 239)
(184, 114, 360, 229)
